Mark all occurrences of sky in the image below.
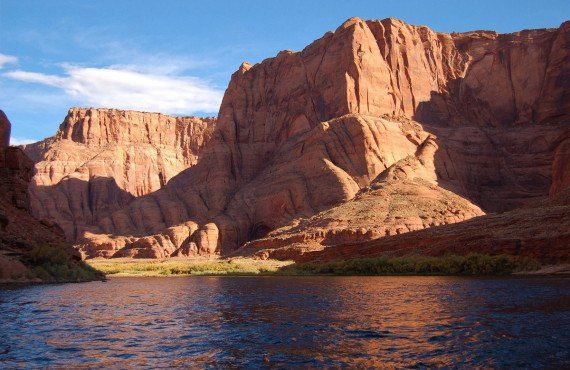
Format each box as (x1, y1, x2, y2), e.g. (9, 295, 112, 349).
(1, 0, 568, 144)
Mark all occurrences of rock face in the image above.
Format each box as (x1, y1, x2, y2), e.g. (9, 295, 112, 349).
(251, 189, 570, 264)
(0, 111, 31, 211)
(0, 110, 11, 165)
(550, 134, 570, 197)
(243, 130, 485, 252)
(27, 18, 570, 260)
(0, 110, 96, 282)
(24, 108, 216, 242)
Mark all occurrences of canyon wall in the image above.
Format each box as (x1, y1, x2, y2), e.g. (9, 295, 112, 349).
(0, 111, 94, 281)
(0, 111, 10, 166)
(27, 18, 569, 259)
(24, 108, 216, 242)
(235, 18, 569, 256)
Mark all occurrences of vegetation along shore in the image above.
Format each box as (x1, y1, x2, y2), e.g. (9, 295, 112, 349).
(86, 254, 550, 277)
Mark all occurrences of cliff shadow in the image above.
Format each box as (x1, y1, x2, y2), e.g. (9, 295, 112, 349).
(413, 86, 562, 213)
(30, 176, 135, 241)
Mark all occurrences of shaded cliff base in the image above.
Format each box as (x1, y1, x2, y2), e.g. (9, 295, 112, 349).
(0, 156, 103, 284)
(0, 244, 103, 284)
(0, 110, 104, 284)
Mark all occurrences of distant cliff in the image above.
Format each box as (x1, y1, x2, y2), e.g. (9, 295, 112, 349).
(23, 108, 216, 242)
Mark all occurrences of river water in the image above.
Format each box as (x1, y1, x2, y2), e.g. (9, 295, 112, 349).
(0, 276, 568, 368)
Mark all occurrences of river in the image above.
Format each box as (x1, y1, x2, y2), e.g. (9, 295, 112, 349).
(0, 276, 568, 368)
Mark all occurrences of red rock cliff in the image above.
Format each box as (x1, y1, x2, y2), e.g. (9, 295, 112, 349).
(0, 110, 11, 165)
(24, 108, 216, 241)
(28, 18, 570, 259)
(0, 110, 97, 282)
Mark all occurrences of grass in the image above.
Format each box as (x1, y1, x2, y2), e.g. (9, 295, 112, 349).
(285, 253, 542, 276)
(87, 257, 294, 276)
(25, 244, 103, 283)
(87, 253, 541, 277)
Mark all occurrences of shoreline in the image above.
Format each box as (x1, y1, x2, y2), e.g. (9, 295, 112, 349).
(513, 264, 570, 276)
(2, 259, 567, 284)
(85, 254, 569, 278)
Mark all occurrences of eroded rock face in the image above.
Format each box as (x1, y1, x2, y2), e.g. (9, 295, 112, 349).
(29, 18, 569, 259)
(0, 111, 87, 282)
(0, 111, 32, 210)
(0, 110, 11, 164)
(252, 189, 570, 264)
(550, 136, 570, 197)
(243, 132, 485, 252)
(77, 113, 433, 257)
(0, 145, 63, 249)
(24, 108, 216, 241)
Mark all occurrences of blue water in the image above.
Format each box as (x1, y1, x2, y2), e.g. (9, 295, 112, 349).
(0, 276, 568, 368)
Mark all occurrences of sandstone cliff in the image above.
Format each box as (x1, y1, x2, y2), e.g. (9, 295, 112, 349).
(23, 108, 216, 242)
(0, 111, 99, 282)
(242, 129, 485, 252)
(27, 18, 570, 260)
(0, 111, 9, 165)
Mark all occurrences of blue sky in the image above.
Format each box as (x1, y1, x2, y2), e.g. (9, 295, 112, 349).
(1, 0, 568, 143)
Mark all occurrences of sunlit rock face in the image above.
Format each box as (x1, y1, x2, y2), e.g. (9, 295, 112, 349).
(27, 18, 569, 259)
(23, 108, 216, 242)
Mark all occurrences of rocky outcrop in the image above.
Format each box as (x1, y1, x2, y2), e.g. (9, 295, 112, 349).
(0, 110, 10, 165)
(24, 108, 216, 241)
(242, 131, 485, 252)
(0, 110, 98, 282)
(248, 189, 570, 264)
(550, 136, 570, 197)
(27, 18, 570, 260)
(1, 111, 33, 212)
(81, 221, 220, 259)
(0, 144, 64, 251)
(76, 113, 439, 257)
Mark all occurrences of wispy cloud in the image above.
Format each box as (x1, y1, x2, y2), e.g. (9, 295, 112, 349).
(4, 65, 223, 114)
(106, 53, 217, 75)
(10, 137, 37, 146)
(0, 53, 18, 69)
(5, 70, 64, 85)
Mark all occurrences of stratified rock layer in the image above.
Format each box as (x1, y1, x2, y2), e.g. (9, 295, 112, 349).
(27, 18, 570, 260)
(243, 131, 485, 252)
(24, 108, 216, 242)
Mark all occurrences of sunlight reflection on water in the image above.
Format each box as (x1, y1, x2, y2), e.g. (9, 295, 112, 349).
(0, 276, 568, 368)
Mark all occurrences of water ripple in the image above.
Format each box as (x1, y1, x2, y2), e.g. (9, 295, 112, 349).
(0, 276, 568, 368)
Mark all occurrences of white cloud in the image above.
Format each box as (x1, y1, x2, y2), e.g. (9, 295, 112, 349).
(10, 137, 37, 146)
(0, 54, 18, 69)
(4, 70, 65, 86)
(107, 55, 215, 75)
(4, 65, 223, 114)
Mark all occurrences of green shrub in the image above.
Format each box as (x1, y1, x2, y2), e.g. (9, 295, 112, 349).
(86, 254, 541, 277)
(25, 244, 102, 283)
(87, 257, 293, 276)
(286, 253, 541, 276)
